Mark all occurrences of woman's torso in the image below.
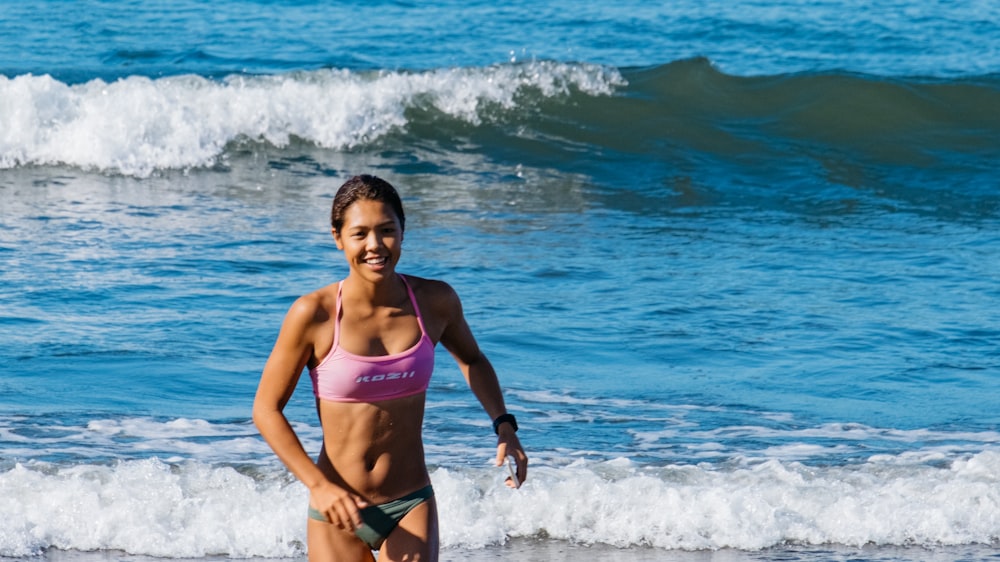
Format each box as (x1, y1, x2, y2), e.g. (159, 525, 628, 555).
(307, 275, 439, 502)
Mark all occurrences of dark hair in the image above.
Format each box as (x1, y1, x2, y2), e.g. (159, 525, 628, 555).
(330, 174, 406, 233)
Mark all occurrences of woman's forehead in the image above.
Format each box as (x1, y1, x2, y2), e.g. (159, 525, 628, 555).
(341, 199, 401, 226)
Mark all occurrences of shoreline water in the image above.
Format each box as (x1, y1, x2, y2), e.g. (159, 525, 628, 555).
(22, 541, 1000, 562)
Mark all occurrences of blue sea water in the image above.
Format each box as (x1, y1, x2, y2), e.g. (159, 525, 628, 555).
(2, 1, 1000, 560)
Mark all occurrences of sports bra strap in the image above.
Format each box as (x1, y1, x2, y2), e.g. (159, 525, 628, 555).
(399, 275, 427, 333)
(332, 281, 344, 349)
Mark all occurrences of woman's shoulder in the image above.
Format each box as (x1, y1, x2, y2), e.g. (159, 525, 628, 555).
(402, 275, 465, 339)
(403, 274, 462, 312)
(284, 282, 339, 325)
(403, 274, 457, 298)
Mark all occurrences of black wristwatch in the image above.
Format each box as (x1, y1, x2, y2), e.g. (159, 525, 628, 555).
(492, 413, 518, 434)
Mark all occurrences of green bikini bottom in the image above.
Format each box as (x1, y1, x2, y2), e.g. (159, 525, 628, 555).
(308, 485, 434, 550)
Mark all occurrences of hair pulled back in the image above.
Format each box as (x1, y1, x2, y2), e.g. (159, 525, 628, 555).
(331, 174, 406, 233)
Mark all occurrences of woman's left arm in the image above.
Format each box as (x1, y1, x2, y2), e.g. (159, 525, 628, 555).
(435, 282, 528, 487)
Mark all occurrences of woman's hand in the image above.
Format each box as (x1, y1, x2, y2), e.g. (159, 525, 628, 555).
(495, 426, 528, 489)
(310, 481, 370, 529)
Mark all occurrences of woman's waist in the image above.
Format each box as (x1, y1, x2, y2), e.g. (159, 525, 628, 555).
(318, 442, 429, 502)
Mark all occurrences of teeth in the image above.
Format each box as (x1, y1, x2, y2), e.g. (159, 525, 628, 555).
(366, 257, 387, 265)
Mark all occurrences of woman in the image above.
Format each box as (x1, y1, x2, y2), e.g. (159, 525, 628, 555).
(253, 174, 528, 562)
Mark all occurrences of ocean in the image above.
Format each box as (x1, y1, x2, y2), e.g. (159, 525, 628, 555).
(2, 1, 999, 560)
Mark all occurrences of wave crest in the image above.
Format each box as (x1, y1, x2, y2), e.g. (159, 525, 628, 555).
(0, 62, 625, 177)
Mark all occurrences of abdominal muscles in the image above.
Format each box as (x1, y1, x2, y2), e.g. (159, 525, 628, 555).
(315, 392, 429, 503)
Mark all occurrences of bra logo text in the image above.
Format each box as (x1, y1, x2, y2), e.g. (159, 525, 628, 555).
(355, 371, 416, 383)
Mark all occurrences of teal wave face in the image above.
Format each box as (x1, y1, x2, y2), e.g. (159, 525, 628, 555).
(384, 59, 1000, 217)
(463, 58, 1000, 170)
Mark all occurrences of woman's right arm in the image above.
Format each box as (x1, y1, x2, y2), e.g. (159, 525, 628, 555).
(252, 297, 366, 529)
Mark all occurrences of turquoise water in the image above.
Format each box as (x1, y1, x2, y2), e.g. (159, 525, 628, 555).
(2, 1, 1000, 559)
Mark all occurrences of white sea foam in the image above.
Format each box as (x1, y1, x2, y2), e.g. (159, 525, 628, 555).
(2, 451, 999, 558)
(0, 459, 303, 558)
(0, 63, 624, 177)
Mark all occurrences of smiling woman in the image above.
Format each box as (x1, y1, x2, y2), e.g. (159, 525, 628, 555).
(331, 176, 407, 286)
(252, 174, 528, 562)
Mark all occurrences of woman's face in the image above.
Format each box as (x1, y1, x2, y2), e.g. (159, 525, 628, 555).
(333, 198, 404, 280)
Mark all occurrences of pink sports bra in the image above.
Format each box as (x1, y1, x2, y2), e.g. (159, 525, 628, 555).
(309, 275, 435, 403)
